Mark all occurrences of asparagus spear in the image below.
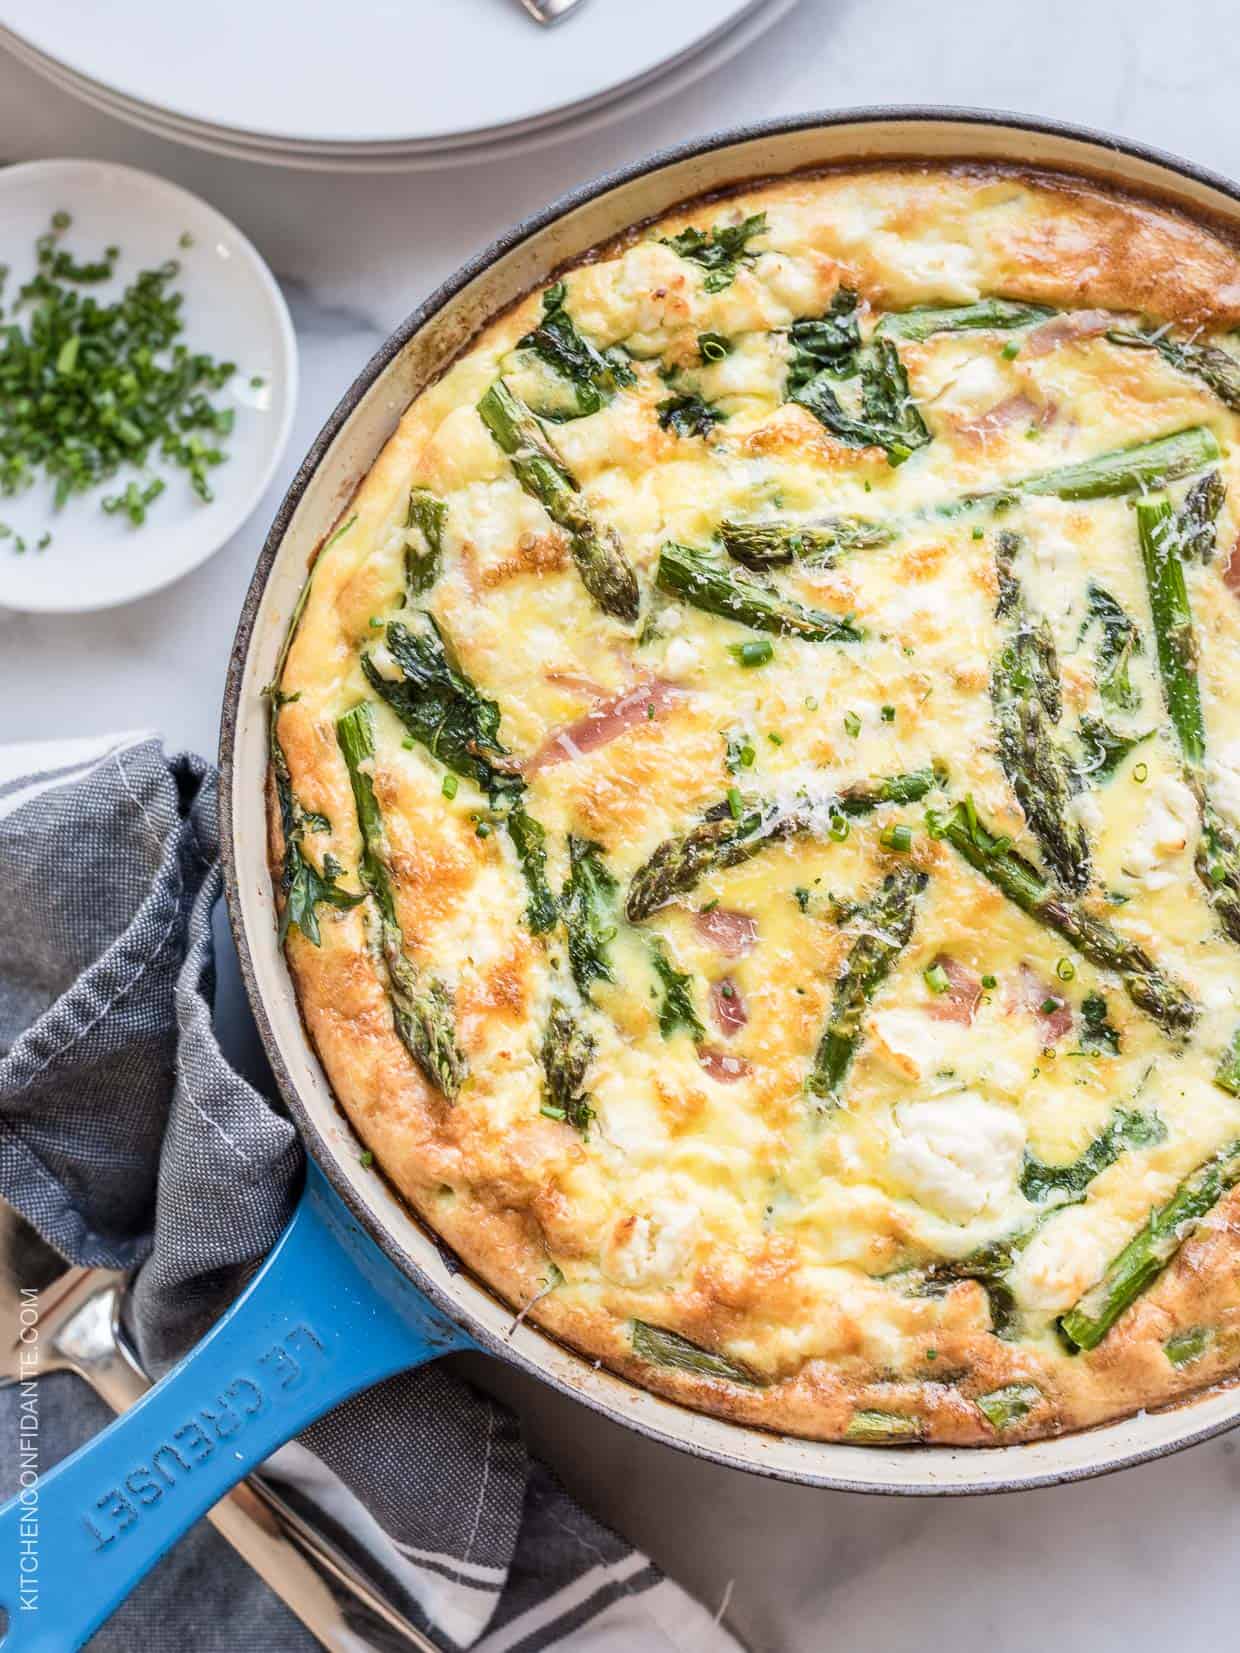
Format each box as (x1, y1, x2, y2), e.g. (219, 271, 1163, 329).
(928, 796, 1197, 1034)
(1136, 494, 1240, 942)
(836, 767, 942, 815)
(719, 514, 892, 570)
(1109, 326, 1240, 413)
(661, 211, 767, 294)
(539, 997, 595, 1133)
(336, 703, 466, 1098)
(1059, 1139, 1240, 1351)
(404, 486, 447, 595)
(626, 798, 787, 921)
(990, 543, 1092, 893)
(1020, 1107, 1165, 1205)
(844, 1410, 922, 1443)
(974, 1383, 1042, 1430)
(626, 772, 939, 920)
(516, 281, 634, 421)
(1136, 495, 1206, 762)
(630, 1321, 763, 1385)
(806, 865, 927, 1106)
(655, 542, 863, 642)
(1019, 425, 1219, 501)
(477, 379, 639, 622)
(1178, 470, 1225, 563)
(876, 299, 1055, 342)
(1164, 1325, 1214, 1367)
(561, 835, 619, 998)
(649, 940, 705, 1041)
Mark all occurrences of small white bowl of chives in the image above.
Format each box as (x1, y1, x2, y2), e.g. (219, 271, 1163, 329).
(0, 159, 297, 613)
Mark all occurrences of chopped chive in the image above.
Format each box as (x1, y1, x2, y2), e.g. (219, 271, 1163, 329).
(981, 973, 997, 990)
(540, 1101, 568, 1121)
(1133, 761, 1149, 783)
(844, 710, 862, 738)
(767, 731, 784, 746)
(475, 820, 493, 838)
(726, 786, 744, 820)
(971, 525, 985, 541)
(1002, 340, 1021, 361)
(793, 886, 811, 912)
(697, 331, 733, 363)
(1041, 996, 1062, 1015)
(880, 824, 913, 852)
(805, 694, 819, 710)
(827, 812, 850, 843)
(358, 1149, 374, 1167)
(880, 704, 896, 723)
(402, 737, 415, 750)
(179, 231, 195, 249)
(442, 773, 459, 800)
(0, 216, 237, 520)
(1055, 957, 1076, 982)
(731, 637, 774, 668)
(924, 962, 951, 994)
(368, 616, 384, 628)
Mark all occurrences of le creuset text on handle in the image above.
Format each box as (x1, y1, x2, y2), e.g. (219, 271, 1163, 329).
(0, 1162, 475, 1653)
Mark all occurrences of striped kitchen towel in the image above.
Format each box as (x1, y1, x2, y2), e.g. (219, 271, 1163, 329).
(0, 731, 742, 1653)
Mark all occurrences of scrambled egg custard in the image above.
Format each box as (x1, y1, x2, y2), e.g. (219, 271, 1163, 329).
(271, 166, 1240, 1443)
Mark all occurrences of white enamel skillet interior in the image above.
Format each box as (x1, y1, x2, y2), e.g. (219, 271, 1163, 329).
(220, 108, 1240, 1495)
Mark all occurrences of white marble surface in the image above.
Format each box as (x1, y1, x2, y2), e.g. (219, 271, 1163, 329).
(4, 4, 1240, 1647)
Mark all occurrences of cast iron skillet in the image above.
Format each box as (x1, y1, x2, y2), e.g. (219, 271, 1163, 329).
(6, 109, 1240, 1653)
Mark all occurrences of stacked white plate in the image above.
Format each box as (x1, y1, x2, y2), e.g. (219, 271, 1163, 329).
(0, 0, 797, 171)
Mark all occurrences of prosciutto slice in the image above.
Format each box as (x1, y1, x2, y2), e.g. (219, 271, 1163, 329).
(697, 1047, 752, 1084)
(926, 956, 983, 1025)
(1022, 310, 1117, 358)
(693, 908, 759, 957)
(709, 977, 748, 1037)
(1011, 963, 1073, 1043)
(525, 678, 684, 773)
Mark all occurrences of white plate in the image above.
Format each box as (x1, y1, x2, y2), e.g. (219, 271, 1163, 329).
(0, 0, 765, 148)
(0, 160, 297, 614)
(0, 1, 797, 172)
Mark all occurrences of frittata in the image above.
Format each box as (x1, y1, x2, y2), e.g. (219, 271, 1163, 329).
(270, 164, 1240, 1444)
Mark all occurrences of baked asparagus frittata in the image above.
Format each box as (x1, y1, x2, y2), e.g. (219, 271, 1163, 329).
(270, 165, 1240, 1443)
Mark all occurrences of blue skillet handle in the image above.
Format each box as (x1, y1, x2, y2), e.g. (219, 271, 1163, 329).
(0, 1162, 476, 1652)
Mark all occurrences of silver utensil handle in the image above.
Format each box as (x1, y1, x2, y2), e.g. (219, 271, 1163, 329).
(61, 1275, 442, 1653)
(518, 0, 590, 24)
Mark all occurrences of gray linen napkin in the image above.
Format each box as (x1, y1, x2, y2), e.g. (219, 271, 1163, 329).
(0, 731, 738, 1653)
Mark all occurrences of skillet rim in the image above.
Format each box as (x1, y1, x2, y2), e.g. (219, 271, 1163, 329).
(219, 104, 1240, 1493)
